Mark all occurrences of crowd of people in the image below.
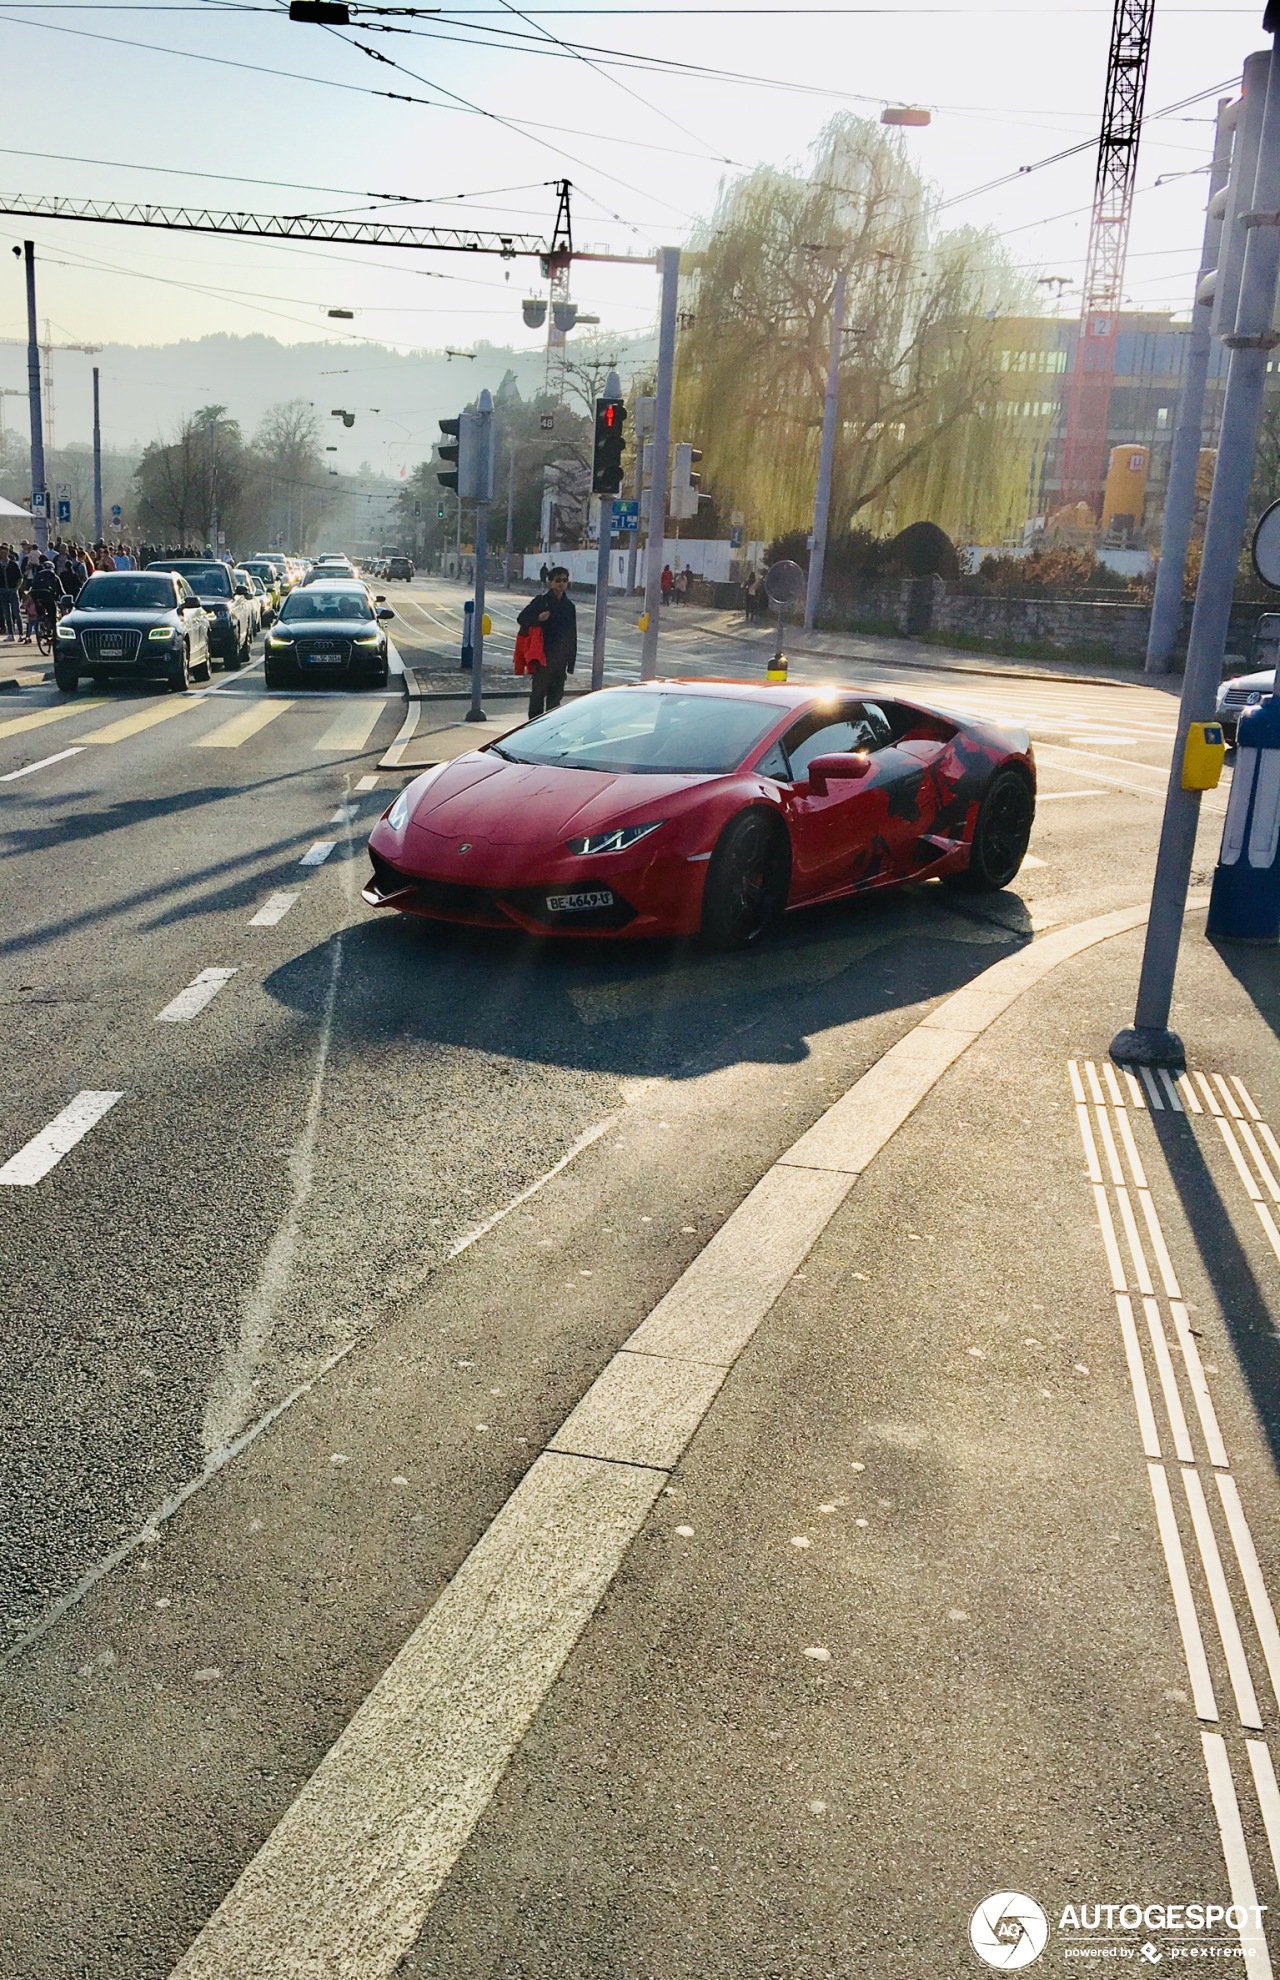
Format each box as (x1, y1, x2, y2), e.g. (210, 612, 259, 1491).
(0, 539, 222, 644)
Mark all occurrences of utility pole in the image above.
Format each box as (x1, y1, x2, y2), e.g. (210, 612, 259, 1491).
(504, 430, 516, 587)
(640, 246, 680, 681)
(804, 268, 846, 634)
(23, 243, 48, 553)
(1145, 93, 1238, 673)
(92, 365, 103, 543)
(467, 388, 495, 725)
(1113, 29, 1280, 1067)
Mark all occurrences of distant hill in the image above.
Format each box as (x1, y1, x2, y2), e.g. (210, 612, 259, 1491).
(0, 331, 655, 456)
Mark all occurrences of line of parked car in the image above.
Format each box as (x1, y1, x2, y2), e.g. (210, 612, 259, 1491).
(51, 548, 394, 695)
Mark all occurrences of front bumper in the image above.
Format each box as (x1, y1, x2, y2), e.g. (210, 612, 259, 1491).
(362, 835, 702, 937)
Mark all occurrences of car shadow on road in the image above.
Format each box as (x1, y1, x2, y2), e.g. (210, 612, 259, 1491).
(261, 882, 1032, 1081)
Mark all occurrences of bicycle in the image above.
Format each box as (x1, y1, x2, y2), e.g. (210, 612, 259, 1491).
(33, 593, 69, 658)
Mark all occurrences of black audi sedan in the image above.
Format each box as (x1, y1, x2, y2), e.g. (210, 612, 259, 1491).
(263, 583, 394, 689)
(54, 570, 211, 694)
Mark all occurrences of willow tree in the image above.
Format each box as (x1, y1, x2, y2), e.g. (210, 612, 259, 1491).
(674, 116, 1038, 547)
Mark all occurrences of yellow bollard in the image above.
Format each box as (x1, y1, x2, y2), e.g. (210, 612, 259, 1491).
(481, 613, 492, 636)
(637, 611, 650, 632)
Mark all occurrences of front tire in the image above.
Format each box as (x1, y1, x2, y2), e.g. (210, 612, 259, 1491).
(263, 656, 290, 691)
(946, 767, 1034, 892)
(223, 634, 247, 672)
(700, 809, 790, 950)
(53, 656, 79, 694)
(169, 644, 194, 694)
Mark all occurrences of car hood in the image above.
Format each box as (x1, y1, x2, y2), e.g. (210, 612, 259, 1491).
(276, 618, 379, 637)
(65, 608, 180, 628)
(1221, 671, 1275, 695)
(404, 753, 714, 845)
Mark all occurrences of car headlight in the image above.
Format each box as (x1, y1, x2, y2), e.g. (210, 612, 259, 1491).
(565, 821, 666, 856)
(353, 632, 381, 646)
(387, 788, 413, 831)
(56, 623, 77, 641)
(266, 634, 294, 648)
(148, 625, 177, 640)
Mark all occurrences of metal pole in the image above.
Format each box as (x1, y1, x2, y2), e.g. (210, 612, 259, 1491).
(467, 389, 493, 723)
(504, 431, 515, 587)
(804, 268, 846, 634)
(1145, 94, 1237, 672)
(591, 365, 621, 692)
(24, 243, 48, 553)
(1113, 28, 1280, 1067)
(640, 246, 679, 681)
(92, 364, 103, 543)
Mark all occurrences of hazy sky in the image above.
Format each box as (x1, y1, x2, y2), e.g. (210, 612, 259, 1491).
(0, 0, 1263, 459)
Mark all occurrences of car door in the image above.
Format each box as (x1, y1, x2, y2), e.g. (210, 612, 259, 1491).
(182, 580, 208, 666)
(776, 701, 931, 900)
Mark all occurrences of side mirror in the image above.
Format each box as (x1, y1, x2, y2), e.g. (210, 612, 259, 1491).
(375, 594, 387, 603)
(235, 582, 250, 596)
(377, 606, 394, 621)
(806, 751, 872, 795)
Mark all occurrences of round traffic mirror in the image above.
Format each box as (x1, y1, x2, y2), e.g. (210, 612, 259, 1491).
(1253, 499, 1280, 591)
(763, 559, 806, 609)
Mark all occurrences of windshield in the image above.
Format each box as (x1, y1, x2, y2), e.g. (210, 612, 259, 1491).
(280, 588, 373, 622)
(150, 561, 231, 597)
(77, 575, 177, 612)
(496, 690, 780, 775)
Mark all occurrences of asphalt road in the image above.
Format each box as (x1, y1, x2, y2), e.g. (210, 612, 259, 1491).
(0, 580, 1260, 1978)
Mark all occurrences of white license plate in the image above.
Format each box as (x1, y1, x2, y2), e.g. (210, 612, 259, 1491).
(100, 637, 124, 654)
(303, 650, 340, 665)
(545, 889, 614, 913)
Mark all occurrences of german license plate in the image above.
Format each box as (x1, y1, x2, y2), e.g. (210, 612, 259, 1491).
(100, 636, 123, 654)
(545, 889, 614, 913)
(303, 648, 339, 666)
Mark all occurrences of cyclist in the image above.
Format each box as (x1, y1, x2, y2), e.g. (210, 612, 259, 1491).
(26, 558, 65, 653)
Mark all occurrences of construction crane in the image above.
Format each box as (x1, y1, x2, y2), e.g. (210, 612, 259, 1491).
(1058, 0, 1156, 517)
(0, 324, 101, 449)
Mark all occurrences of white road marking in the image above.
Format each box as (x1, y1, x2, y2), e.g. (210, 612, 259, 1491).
(1115, 1294, 1162, 1460)
(1142, 1298, 1193, 1464)
(1201, 1733, 1273, 1975)
(1075, 1103, 1103, 1183)
(329, 804, 357, 824)
(355, 774, 380, 792)
(1217, 1117, 1262, 1203)
(1113, 1104, 1146, 1187)
(1253, 1201, 1280, 1269)
(1115, 1185, 1155, 1296)
(1183, 1468, 1262, 1729)
(1124, 1069, 1146, 1109)
(1213, 1074, 1243, 1120)
(1102, 1062, 1124, 1108)
(1137, 1189, 1182, 1299)
(1196, 1071, 1224, 1118)
(1139, 1066, 1165, 1111)
(1237, 1120, 1280, 1203)
(1246, 1740, 1280, 1891)
(299, 841, 336, 866)
(0, 744, 84, 781)
(1084, 1059, 1106, 1104)
(1232, 1077, 1261, 1122)
(1174, 1071, 1199, 1113)
(1067, 1058, 1086, 1103)
(381, 699, 421, 768)
(156, 967, 238, 1024)
(1260, 1122, 1280, 1173)
(1094, 1104, 1125, 1185)
(0, 1090, 124, 1186)
(1034, 787, 1107, 801)
(1092, 1183, 1128, 1292)
(250, 893, 299, 928)
(1218, 1477, 1280, 1715)
(1167, 1301, 1228, 1469)
(1150, 1463, 1218, 1722)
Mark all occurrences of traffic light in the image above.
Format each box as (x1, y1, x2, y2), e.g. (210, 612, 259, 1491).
(670, 441, 704, 521)
(592, 396, 627, 495)
(437, 410, 494, 502)
(437, 502, 446, 520)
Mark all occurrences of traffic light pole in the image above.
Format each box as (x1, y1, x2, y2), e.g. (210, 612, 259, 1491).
(92, 364, 103, 544)
(467, 389, 494, 723)
(24, 242, 48, 553)
(640, 247, 680, 681)
(591, 367, 623, 692)
(1113, 25, 1280, 1068)
(1145, 92, 1237, 673)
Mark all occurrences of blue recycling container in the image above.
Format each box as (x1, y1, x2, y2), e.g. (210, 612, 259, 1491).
(1208, 693, 1280, 943)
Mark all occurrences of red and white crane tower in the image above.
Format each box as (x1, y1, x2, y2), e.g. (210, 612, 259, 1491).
(1058, 0, 1156, 515)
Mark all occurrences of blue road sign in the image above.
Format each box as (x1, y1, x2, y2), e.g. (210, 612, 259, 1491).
(57, 500, 71, 523)
(111, 504, 122, 520)
(612, 500, 640, 532)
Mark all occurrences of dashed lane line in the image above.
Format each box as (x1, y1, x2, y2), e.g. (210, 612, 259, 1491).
(167, 898, 1184, 1980)
(155, 968, 238, 1023)
(0, 1090, 124, 1186)
(249, 892, 299, 927)
(299, 841, 336, 866)
(0, 745, 85, 781)
(355, 774, 380, 792)
(196, 699, 294, 748)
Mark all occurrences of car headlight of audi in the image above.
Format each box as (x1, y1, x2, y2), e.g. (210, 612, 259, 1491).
(148, 624, 179, 640)
(353, 632, 382, 647)
(266, 633, 294, 649)
(565, 821, 667, 856)
(56, 623, 77, 642)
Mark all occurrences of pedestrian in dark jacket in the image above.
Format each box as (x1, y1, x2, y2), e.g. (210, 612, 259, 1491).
(517, 566, 576, 719)
(0, 547, 21, 639)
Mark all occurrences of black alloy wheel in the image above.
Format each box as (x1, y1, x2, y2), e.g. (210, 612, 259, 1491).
(223, 635, 246, 672)
(169, 644, 194, 694)
(52, 654, 79, 695)
(195, 645, 213, 684)
(701, 809, 790, 950)
(947, 767, 1034, 892)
